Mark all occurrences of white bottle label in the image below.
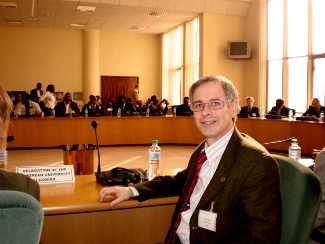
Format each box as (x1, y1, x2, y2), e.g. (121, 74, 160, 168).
(149, 151, 160, 160)
(289, 150, 300, 157)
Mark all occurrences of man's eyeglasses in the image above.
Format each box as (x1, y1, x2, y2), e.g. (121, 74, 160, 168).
(191, 100, 232, 112)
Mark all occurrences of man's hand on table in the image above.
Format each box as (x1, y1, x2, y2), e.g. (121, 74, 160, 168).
(99, 186, 134, 207)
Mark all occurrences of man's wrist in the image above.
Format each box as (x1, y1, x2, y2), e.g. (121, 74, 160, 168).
(128, 186, 139, 197)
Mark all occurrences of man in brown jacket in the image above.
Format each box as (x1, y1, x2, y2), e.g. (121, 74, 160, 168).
(100, 75, 282, 243)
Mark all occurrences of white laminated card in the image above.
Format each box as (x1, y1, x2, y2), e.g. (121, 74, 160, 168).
(16, 165, 75, 184)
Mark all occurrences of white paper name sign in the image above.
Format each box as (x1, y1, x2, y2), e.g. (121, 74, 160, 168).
(16, 165, 75, 184)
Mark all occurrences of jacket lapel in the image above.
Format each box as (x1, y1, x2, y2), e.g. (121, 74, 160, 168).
(195, 128, 241, 211)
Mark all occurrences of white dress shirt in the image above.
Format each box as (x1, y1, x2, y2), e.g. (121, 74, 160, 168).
(39, 91, 56, 109)
(177, 127, 234, 243)
(14, 101, 42, 116)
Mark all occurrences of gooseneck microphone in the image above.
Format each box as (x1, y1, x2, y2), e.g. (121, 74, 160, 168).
(262, 137, 294, 145)
(91, 121, 101, 174)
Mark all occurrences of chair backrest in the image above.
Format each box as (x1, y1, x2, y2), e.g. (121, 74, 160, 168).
(0, 190, 44, 244)
(272, 154, 322, 244)
(172, 105, 179, 115)
(313, 149, 325, 229)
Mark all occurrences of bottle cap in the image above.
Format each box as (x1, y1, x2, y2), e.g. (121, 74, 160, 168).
(291, 138, 298, 143)
(152, 140, 158, 145)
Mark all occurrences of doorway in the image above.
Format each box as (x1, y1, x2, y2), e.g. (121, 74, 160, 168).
(101, 76, 139, 111)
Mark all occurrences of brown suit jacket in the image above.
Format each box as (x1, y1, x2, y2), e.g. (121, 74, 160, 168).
(0, 171, 40, 201)
(135, 127, 281, 243)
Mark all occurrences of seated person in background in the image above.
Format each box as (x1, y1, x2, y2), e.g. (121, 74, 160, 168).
(112, 94, 126, 116)
(302, 98, 325, 121)
(12, 93, 23, 117)
(15, 93, 43, 117)
(106, 97, 114, 110)
(134, 100, 143, 113)
(239, 96, 260, 117)
(55, 92, 80, 117)
(0, 84, 40, 201)
(124, 98, 138, 116)
(149, 95, 169, 116)
(82, 95, 104, 117)
(176, 96, 193, 116)
(96, 95, 103, 108)
(269, 98, 295, 117)
(141, 98, 152, 114)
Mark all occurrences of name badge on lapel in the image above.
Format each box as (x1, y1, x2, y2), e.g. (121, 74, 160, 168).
(198, 201, 217, 232)
(198, 210, 217, 231)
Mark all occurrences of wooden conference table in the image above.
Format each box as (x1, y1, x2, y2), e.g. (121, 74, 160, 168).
(40, 172, 179, 244)
(8, 116, 325, 155)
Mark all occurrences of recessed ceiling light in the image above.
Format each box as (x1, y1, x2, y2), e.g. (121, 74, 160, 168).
(70, 23, 86, 27)
(130, 26, 146, 30)
(0, 2, 18, 8)
(77, 5, 96, 12)
(148, 12, 167, 18)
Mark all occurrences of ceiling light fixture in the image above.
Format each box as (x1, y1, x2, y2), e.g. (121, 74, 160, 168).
(130, 26, 146, 30)
(77, 5, 96, 12)
(70, 23, 86, 27)
(0, 2, 17, 8)
(148, 12, 167, 18)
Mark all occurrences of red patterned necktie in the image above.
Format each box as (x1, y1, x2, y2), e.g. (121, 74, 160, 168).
(167, 150, 207, 244)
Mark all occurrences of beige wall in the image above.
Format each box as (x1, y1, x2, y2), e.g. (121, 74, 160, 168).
(0, 27, 83, 93)
(245, 0, 266, 111)
(0, 27, 161, 103)
(99, 32, 161, 102)
(200, 13, 246, 102)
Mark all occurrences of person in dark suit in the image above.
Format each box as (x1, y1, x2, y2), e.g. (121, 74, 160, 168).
(82, 95, 104, 117)
(99, 75, 281, 243)
(55, 92, 80, 117)
(149, 95, 169, 116)
(30, 82, 43, 103)
(176, 96, 193, 116)
(112, 94, 126, 116)
(239, 96, 260, 117)
(123, 98, 139, 116)
(302, 98, 325, 121)
(269, 98, 295, 117)
(0, 83, 40, 201)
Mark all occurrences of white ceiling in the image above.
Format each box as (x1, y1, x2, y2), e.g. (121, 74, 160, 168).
(0, 0, 252, 34)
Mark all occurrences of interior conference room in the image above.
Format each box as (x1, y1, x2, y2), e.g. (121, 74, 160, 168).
(1, 0, 325, 243)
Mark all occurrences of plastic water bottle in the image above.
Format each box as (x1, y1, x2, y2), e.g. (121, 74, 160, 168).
(146, 107, 150, 117)
(320, 111, 324, 122)
(52, 109, 55, 118)
(173, 107, 176, 116)
(148, 140, 161, 180)
(117, 108, 121, 117)
(288, 110, 293, 120)
(0, 150, 7, 167)
(85, 108, 88, 117)
(288, 138, 301, 161)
